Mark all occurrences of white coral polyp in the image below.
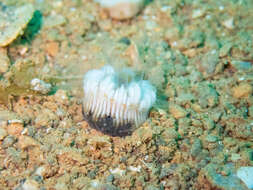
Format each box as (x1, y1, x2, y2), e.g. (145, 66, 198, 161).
(83, 65, 156, 127)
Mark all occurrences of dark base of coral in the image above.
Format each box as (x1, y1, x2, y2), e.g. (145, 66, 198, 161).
(83, 110, 133, 137)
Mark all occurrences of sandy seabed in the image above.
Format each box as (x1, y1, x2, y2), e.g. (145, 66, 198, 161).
(0, 0, 252, 189)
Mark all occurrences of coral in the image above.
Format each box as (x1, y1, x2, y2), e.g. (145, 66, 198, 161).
(82, 65, 156, 136)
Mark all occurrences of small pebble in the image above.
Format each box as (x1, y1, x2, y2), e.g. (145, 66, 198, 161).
(118, 37, 131, 45)
(219, 43, 232, 57)
(237, 167, 253, 189)
(0, 128, 7, 140)
(2, 135, 16, 148)
(205, 135, 218, 143)
(30, 78, 52, 94)
(35, 166, 46, 177)
(55, 183, 68, 190)
(96, 0, 145, 20)
(44, 14, 66, 28)
(169, 104, 187, 119)
(54, 89, 68, 104)
(7, 122, 24, 137)
(128, 165, 141, 172)
(0, 47, 10, 73)
(222, 18, 234, 29)
(231, 153, 241, 161)
(18, 135, 41, 149)
(45, 42, 59, 57)
(248, 106, 253, 117)
(22, 179, 39, 190)
(231, 61, 252, 70)
(232, 83, 252, 99)
(109, 168, 126, 176)
(162, 128, 179, 141)
(190, 138, 202, 157)
(203, 118, 215, 130)
(192, 9, 205, 19)
(106, 174, 114, 183)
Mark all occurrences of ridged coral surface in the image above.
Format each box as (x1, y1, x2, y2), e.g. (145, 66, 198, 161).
(83, 65, 156, 128)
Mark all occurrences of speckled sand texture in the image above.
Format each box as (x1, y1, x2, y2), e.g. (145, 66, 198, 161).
(0, 0, 252, 189)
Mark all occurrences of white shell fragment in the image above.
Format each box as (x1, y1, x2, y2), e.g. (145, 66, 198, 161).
(83, 65, 156, 127)
(222, 18, 234, 30)
(95, 0, 145, 20)
(109, 168, 126, 176)
(0, 3, 35, 47)
(237, 166, 253, 189)
(30, 78, 52, 94)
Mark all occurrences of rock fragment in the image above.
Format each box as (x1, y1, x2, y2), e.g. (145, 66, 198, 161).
(96, 0, 145, 20)
(231, 61, 252, 71)
(45, 42, 59, 57)
(222, 18, 234, 30)
(54, 90, 68, 104)
(18, 135, 41, 149)
(197, 163, 248, 190)
(0, 47, 10, 73)
(7, 121, 24, 138)
(237, 167, 253, 189)
(30, 78, 52, 94)
(232, 83, 252, 99)
(0, 128, 7, 140)
(43, 14, 66, 28)
(198, 50, 219, 77)
(21, 179, 40, 190)
(192, 9, 205, 19)
(0, 3, 35, 47)
(169, 104, 187, 119)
